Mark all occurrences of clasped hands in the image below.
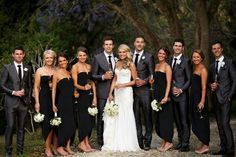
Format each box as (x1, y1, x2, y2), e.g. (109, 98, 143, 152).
(135, 78, 146, 87)
(103, 71, 113, 80)
(172, 87, 182, 97)
(13, 89, 25, 97)
(210, 82, 219, 91)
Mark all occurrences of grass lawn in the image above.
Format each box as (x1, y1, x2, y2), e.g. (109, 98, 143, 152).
(0, 129, 45, 157)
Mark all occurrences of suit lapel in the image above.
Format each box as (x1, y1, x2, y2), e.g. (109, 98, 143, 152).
(9, 63, 20, 81)
(137, 52, 145, 69)
(218, 57, 226, 75)
(22, 64, 28, 81)
(100, 53, 110, 71)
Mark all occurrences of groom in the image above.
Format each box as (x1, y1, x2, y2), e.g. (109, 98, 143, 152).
(0, 46, 32, 157)
(92, 36, 116, 147)
(133, 36, 154, 150)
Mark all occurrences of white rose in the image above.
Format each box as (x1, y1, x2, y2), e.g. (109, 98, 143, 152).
(176, 60, 181, 65)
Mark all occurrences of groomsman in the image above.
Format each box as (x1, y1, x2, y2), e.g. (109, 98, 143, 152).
(168, 39, 191, 152)
(209, 41, 236, 156)
(92, 36, 116, 147)
(133, 36, 154, 150)
(0, 46, 32, 157)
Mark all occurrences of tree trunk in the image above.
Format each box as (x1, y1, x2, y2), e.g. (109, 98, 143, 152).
(195, 0, 210, 65)
(155, 0, 183, 39)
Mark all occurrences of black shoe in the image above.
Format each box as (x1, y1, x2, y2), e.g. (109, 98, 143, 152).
(144, 146, 151, 151)
(5, 153, 12, 157)
(222, 152, 234, 157)
(212, 150, 226, 155)
(17, 151, 23, 156)
(175, 143, 182, 150)
(179, 145, 189, 152)
(139, 144, 144, 149)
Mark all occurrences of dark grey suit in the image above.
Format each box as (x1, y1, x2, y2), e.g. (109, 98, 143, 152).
(168, 55, 191, 147)
(92, 52, 115, 146)
(0, 63, 32, 155)
(209, 57, 236, 154)
(133, 51, 154, 148)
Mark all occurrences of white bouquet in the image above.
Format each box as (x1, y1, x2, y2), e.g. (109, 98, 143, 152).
(88, 106, 98, 116)
(34, 112, 45, 123)
(50, 112, 62, 126)
(104, 100, 119, 117)
(151, 99, 162, 112)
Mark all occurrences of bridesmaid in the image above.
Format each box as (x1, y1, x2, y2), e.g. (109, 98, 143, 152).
(34, 50, 57, 157)
(52, 53, 76, 155)
(191, 49, 210, 154)
(71, 46, 96, 152)
(152, 46, 173, 152)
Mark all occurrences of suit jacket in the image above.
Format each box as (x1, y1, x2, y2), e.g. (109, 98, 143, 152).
(92, 52, 115, 99)
(209, 57, 236, 103)
(168, 55, 191, 102)
(133, 51, 154, 96)
(0, 62, 32, 107)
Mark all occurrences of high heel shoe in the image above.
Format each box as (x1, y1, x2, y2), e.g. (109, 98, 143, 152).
(162, 143, 173, 152)
(78, 146, 91, 153)
(45, 149, 54, 157)
(56, 147, 68, 156)
(52, 148, 59, 156)
(195, 148, 209, 154)
(65, 148, 75, 155)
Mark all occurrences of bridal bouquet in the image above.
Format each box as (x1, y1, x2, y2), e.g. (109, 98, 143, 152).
(50, 112, 62, 126)
(34, 112, 45, 123)
(151, 99, 162, 112)
(104, 100, 119, 117)
(88, 105, 98, 116)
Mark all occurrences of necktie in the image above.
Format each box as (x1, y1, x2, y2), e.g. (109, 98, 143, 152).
(134, 54, 139, 67)
(215, 60, 219, 75)
(108, 55, 113, 70)
(172, 58, 177, 69)
(18, 65, 22, 84)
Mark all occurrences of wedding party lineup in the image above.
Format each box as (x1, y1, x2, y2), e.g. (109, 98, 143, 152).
(1, 36, 236, 157)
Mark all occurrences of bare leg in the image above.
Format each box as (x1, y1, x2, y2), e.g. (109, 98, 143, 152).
(45, 130, 53, 157)
(52, 132, 58, 155)
(65, 139, 74, 154)
(84, 136, 94, 151)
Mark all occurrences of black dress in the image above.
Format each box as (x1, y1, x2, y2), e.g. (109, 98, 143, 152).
(191, 74, 210, 145)
(56, 78, 76, 147)
(39, 76, 54, 140)
(153, 71, 173, 143)
(75, 72, 94, 141)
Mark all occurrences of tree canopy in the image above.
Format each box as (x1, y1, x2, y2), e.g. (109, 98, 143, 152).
(0, 0, 236, 65)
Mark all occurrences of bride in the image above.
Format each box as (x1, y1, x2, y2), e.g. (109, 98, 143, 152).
(102, 44, 140, 151)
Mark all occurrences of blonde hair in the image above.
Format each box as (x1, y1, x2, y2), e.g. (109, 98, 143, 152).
(117, 44, 133, 69)
(43, 50, 56, 66)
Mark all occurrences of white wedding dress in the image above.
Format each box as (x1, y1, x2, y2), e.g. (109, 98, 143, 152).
(102, 68, 140, 151)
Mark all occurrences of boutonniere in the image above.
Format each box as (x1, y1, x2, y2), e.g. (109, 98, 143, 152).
(114, 57, 118, 63)
(141, 56, 145, 60)
(24, 68, 28, 71)
(176, 59, 181, 65)
(221, 61, 225, 68)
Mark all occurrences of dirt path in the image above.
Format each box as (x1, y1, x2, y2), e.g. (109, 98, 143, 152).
(69, 118, 236, 157)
